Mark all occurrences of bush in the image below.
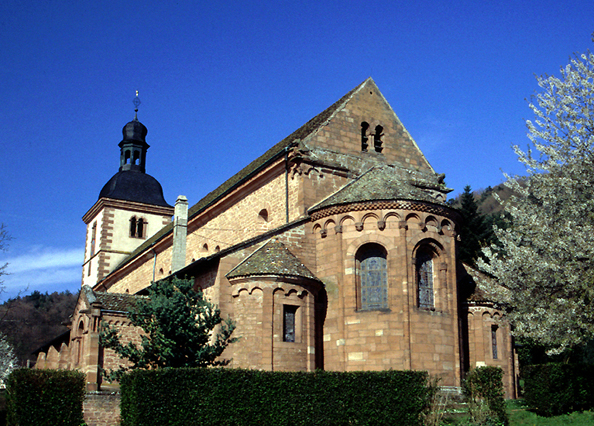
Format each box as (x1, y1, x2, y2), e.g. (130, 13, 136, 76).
(522, 363, 594, 416)
(463, 366, 508, 426)
(5, 369, 86, 426)
(121, 368, 433, 426)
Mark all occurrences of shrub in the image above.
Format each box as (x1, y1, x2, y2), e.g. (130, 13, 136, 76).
(463, 366, 508, 426)
(522, 363, 594, 416)
(5, 369, 86, 426)
(121, 368, 433, 426)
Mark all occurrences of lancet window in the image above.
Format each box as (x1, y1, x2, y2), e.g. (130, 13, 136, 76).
(416, 248, 434, 309)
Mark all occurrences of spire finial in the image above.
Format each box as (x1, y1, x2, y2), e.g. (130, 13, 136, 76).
(133, 90, 141, 120)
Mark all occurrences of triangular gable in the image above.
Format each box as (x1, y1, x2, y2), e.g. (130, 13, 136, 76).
(301, 78, 435, 174)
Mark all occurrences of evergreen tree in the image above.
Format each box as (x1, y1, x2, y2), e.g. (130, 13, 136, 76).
(100, 277, 237, 380)
(458, 185, 490, 266)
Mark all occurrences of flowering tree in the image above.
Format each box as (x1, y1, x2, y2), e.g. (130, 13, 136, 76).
(0, 333, 17, 387)
(478, 44, 594, 354)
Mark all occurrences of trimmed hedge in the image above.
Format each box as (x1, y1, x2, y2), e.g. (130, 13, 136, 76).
(5, 369, 86, 426)
(120, 368, 433, 426)
(523, 363, 594, 416)
(463, 366, 508, 426)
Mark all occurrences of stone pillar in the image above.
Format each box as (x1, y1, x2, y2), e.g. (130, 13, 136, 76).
(171, 195, 188, 273)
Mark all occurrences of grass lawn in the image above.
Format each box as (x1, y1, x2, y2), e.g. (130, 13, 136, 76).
(506, 400, 594, 426)
(442, 400, 594, 426)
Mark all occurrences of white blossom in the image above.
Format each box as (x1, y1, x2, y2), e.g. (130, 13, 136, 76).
(0, 333, 17, 388)
(477, 46, 594, 354)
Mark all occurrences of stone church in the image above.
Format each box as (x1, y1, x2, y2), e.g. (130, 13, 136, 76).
(35, 78, 518, 397)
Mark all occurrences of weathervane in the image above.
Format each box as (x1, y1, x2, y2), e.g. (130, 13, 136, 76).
(133, 90, 141, 119)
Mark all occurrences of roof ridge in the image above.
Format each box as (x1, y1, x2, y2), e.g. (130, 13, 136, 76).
(97, 79, 372, 283)
(186, 78, 371, 220)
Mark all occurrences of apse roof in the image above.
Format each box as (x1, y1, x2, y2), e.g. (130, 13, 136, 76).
(226, 239, 320, 281)
(309, 164, 448, 213)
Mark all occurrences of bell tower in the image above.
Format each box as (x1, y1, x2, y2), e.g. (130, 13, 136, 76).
(81, 93, 174, 288)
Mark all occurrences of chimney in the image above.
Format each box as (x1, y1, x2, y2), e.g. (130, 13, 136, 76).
(171, 195, 188, 273)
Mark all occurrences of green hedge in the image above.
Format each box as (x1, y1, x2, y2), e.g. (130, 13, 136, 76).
(5, 369, 86, 426)
(120, 368, 433, 426)
(463, 366, 508, 426)
(523, 363, 594, 416)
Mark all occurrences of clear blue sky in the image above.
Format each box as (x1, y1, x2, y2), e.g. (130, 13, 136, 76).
(0, 0, 592, 301)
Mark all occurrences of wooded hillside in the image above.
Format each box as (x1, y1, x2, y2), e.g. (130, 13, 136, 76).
(0, 290, 78, 365)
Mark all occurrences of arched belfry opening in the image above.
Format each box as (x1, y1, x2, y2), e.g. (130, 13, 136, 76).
(119, 93, 149, 173)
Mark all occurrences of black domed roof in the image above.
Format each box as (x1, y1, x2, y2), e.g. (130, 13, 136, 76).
(99, 170, 171, 207)
(122, 118, 147, 144)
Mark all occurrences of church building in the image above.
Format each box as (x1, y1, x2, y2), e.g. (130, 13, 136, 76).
(35, 78, 518, 398)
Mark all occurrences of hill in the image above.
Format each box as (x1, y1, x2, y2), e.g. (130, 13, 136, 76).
(0, 290, 78, 366)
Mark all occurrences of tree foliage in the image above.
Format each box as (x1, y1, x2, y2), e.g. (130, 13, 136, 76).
(458, 185, 491, 266)
(0, 290, 76, 365)
(478, 44, 594, 354)
(100, 277, 237, 380)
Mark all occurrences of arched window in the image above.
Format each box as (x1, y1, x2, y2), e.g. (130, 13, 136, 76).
(136, 217, 144, 238)
(374, 125, 384, 153)
(416, 247, 434, 309)
(361, 122, 370, 151)
(258, 208, 269, 222)
(356, 243, 388, 310)
(90, 222, 96, 257)
(130, 216, 146, 238)
(130, 216, 137, 237)
(491, 325, 499, 359)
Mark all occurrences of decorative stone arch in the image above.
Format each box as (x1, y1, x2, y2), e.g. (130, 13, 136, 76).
(383, 211, 404, 230)
(312, 223, 322, 235)
(412, 239, 448, 312)
(406, 212, 423, 230)
(361, 212, 380, 230)
(323, 218, 336, 235)
(424, 215, 439, 232)
(339, 214, 356, 226)
(440, 219, 455, 236)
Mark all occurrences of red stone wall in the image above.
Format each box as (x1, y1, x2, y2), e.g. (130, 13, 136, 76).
(83, 392, 121, 426)
(312, 206, 461, 386)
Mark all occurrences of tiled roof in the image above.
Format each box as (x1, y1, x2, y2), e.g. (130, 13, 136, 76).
(226, 239, 320, 281)
(185, 79, 368, 220)
(309, 165, 448, 213)
(108, 79, 370, 277)
(92, 291, 145, 312)
(463, 264, 507, 304)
